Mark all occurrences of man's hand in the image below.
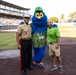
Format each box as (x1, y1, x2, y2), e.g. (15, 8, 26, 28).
(55, 44, 59, 49)
(47, 46, 49, 49)
(18, 44, 21, 49)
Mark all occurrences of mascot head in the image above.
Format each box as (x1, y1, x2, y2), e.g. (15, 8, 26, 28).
(32, 7, 47, 34)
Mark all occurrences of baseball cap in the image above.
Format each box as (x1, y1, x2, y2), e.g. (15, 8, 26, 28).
(23, 13, 30, 18)
(35, 7, 43, 12)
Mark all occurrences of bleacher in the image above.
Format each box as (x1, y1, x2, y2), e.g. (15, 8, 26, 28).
(0, 0, 30, 30)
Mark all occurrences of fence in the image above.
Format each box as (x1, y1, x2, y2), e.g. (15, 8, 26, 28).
(0, 25, 18, 30)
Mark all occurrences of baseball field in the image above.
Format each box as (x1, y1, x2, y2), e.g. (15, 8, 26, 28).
(0, 33, 17, 50)
(0, 26, 76, 75)
(59, 26, 76, 37)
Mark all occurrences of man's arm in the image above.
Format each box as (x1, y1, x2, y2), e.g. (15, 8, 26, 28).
(55, 28, 60, 45)
(55, 28, 60, 48)
(16, 32, 21, 49)
(16, 25, 22, 49)
(55, 36, 60, 49)
(57, 36, 60, 46)
(16, 32, 19, 46)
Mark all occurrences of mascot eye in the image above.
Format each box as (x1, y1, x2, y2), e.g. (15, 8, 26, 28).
(35, 13, 39, 18)
(40, 12, 43, 17)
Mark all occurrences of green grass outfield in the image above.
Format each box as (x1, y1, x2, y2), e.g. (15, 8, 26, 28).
(0, 33, 17, 50)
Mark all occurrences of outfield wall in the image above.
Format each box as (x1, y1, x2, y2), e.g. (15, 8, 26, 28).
(0, 25, 18, 30)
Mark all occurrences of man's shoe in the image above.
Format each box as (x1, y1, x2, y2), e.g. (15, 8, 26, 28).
(32, 61, 36, 67)
(50, 66, 57, 71)
(21, 70, 27, 75)
(32, 63, 36, 67)
(58, 66, 63, 73)
(27, 66, 33, 70)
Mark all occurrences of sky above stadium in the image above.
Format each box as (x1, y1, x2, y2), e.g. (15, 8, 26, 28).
(4, 0, 76, 19)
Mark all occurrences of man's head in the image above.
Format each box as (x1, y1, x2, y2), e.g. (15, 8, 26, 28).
(23, 13, 30, 24)
(48, 19, 53, 27)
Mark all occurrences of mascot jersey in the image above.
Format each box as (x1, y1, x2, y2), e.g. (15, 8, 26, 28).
(32, 7, 47, 63)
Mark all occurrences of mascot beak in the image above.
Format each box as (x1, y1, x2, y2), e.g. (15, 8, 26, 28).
(38, 16, 41, 19)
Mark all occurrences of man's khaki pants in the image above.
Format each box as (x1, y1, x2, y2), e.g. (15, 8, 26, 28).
(49, 43, 60, 56)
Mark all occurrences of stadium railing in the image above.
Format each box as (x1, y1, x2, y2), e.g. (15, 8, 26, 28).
(0, 25, 18, 30)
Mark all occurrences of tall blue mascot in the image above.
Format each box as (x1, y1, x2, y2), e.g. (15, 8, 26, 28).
(32, 7, 47, 68)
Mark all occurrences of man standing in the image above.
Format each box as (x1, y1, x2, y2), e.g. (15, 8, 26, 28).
(16, 13, 33, 75)
(47, 19, 63, 73)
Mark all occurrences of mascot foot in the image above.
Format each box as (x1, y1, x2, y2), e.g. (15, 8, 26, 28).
(39, 62, 44, 69)
(32, 61, 37, 67)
